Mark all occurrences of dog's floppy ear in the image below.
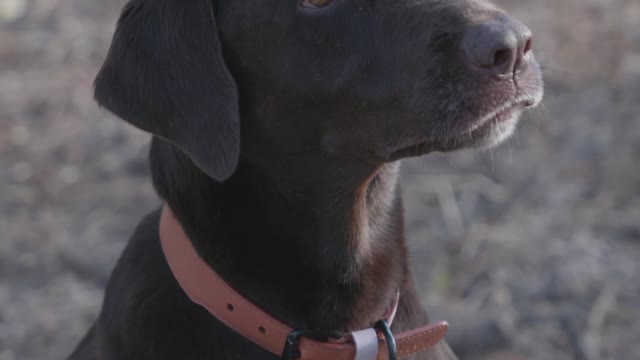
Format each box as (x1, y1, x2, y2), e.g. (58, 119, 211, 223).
(95, 0, 239, 182)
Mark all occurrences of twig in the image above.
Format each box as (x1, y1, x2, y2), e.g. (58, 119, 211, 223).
(583, 283, 620, 360)
(433, 179, 465, 238)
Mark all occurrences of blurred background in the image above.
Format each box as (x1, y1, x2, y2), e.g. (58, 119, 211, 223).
(0, 0, 638, 359)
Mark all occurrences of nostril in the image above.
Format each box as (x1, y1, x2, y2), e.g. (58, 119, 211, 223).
(493, 48, 513, 68)
(461, 24, 520, 77)
(513, 37, 532, 74)
(462, 15, 534, 79)
(523, 38, 533, 55)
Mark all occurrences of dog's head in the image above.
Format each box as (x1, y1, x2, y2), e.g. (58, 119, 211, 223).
(95, 0, 543, 181)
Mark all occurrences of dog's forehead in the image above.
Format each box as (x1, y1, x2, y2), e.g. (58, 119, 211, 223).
(216, 0, 495, 28)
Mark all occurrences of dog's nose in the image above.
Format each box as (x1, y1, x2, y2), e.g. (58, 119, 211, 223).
(462, 14, 533, 79)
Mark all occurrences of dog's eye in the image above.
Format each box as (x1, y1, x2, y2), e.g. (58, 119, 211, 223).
(301, 0, 334, 8)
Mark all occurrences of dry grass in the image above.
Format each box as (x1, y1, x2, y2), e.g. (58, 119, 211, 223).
(1, 0, 638, 359)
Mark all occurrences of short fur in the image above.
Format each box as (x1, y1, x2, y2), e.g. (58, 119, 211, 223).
(69, 0, 543, 359)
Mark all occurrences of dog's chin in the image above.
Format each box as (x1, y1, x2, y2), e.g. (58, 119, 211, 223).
(388, 97, 540, 161)
(450, 90, 543, 151)
(457, 103, 524, 150)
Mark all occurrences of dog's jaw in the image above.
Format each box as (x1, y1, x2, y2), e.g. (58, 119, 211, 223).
(348, 162, 401, 276)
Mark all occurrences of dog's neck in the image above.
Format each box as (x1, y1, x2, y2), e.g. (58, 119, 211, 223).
(151, 138, 409, 331)
(243, 154, 402, 275)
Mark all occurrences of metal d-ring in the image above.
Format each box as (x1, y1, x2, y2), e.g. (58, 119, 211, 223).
(375, 320, 397, 360)
(281, 329, 343, 360)
(281, 329, 305, 360)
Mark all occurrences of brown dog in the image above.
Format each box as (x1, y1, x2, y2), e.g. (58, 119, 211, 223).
(69, 0, 543, 359)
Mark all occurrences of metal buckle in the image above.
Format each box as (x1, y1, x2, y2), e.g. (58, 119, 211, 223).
(375, 320, 397, 360)
(281, 321, 397, 360)
(281, 329, 343, 360)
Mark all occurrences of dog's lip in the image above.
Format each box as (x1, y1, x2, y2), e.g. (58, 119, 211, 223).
(388, 97, 538, 160)
(465, 97, 536, 134)
(388, 140, 436, 161)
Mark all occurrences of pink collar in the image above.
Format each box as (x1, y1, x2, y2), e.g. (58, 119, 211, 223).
(159, 205, 448, 360)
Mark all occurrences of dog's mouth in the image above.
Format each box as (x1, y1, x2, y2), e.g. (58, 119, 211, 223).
(388, 96, 540, 161)
(465, 97, 536, 134)
(389, 140, 438, 161)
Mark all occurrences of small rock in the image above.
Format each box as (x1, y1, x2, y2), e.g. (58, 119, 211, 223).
(59, 165, 80, 185)
(622, 53, 640, 76)
(0, 0, 27, 23)
(11, 162, 31, 182)
(8, 124, 30, 147)
(0, 349, 16, 360)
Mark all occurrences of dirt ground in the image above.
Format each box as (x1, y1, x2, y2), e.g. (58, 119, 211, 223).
(1, 0, 639, 359)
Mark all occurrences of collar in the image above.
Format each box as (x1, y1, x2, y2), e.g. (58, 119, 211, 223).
(159, 205, 448, 360)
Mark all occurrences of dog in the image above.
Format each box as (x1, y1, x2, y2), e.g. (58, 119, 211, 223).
(68, 0, 543, 359)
